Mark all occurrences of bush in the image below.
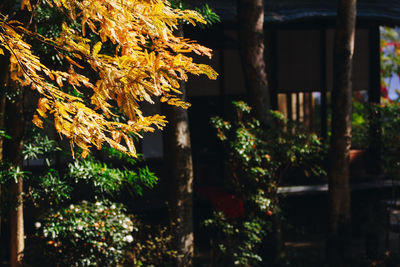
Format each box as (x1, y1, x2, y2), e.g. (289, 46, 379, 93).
(351, 100, 369, 149)
(18, 128, 162, 266)
(348, 99, 400, 178)
(25, 200, 136, 266)
(374, 101, 400, 179)
(204, 101, 327, 266)
(124, 223, 177, 267)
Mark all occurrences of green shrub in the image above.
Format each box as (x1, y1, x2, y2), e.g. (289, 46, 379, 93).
(375, 101, 400, 179)
(348, 99, 400, 177)
(25, 200, 136, 266)
(204, 101, 327, 266)
(124, 223, 177, 267)
(351, 100, 369, 149)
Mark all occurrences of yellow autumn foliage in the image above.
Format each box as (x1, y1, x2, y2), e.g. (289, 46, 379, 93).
(0, 0, 217, 157)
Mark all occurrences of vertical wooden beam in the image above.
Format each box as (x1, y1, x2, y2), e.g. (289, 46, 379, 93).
(277, 93, 288, 118)
(292, 93, 297, 121)
(310, 92, 315, 132)
(321, 29, 328, 139)
(286, 93, 293, 121)
(268, 28, 278, 110)
(369, 25, 381, 104)
(368, 24, 381, 174)
(304, 92, 312, 131)
(296, 92, 301, 122)
(300, 92, 305, 122)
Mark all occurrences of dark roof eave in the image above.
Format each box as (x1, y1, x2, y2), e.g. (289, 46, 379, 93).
(264, 11, 400, 26)
(263, 14, 400, 27)
(208, 1, 400, 27)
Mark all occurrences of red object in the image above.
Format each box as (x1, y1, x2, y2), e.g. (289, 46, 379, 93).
(196, 186, 244, 219)
(384, 41, 400, 47)
(381, 86, 389, 99)
(354, 91, 363, 101)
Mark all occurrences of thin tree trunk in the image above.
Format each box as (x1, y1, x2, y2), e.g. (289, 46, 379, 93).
(4, 90, 25, 267)
(0, 55, 8, 263)
(9, 179, 24, 267)
(237, 0, 270, 125)
(0, 95, 4, 239)
(162, 26, 194, 267)
(328, 0, 356, 264)
(1, 3, 38, 265)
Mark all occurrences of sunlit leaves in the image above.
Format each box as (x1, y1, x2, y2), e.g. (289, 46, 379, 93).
(0, 0, 217, 157)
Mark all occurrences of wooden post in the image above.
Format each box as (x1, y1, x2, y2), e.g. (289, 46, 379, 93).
(367, 24, 381, 175)
(321, 29, 328, 139)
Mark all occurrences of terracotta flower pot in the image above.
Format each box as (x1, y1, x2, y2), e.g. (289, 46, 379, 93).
(349, 149, 367, 177)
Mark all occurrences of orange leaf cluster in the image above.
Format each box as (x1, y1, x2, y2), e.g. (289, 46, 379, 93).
(0, 0, 217, 157)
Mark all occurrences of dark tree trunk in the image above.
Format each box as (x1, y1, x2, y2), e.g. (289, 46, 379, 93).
(0, 54, 8, 263)
(237, 1, 283, 262)
(327, 0, 357, 264)
(1, 3, 30, 264)
(3, 89, 25, 267)
(237, 0, 270, 125)
(0, 3, 40, 265)
(0, 48, 26, 266)
(0, 95, 4, 239)
(162, 26, 194, 267)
